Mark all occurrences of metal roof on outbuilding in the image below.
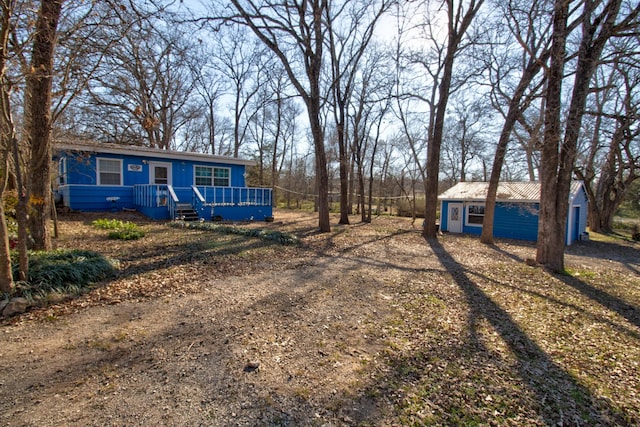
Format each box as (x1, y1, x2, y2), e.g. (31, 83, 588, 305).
(438, 181, 585, 203)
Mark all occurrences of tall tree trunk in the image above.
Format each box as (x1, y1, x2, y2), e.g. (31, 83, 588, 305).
(12, 137, 29, 281)
(537, 0, 628, 269)
(423, 0, 485, 238)
(0, 0, 15, 293)
(423, 47, 456, 238)
(0, 149, 13, 293)
(271, 94, 282, 208)
(27, 0, 63, 251)
(536, 0, 568, 271)
(336, 108, 350, 224)
(309, 103, 330, 232)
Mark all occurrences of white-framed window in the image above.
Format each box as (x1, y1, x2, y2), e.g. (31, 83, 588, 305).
(58, 158, 67, 185)
(466, 203, 485, 226)
(97, 158, 122, 186)
(194, 166, 230, 187)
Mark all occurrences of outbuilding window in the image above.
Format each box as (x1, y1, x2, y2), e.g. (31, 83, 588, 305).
(466, 203, 485, 226)
(97, 158, 122, 186)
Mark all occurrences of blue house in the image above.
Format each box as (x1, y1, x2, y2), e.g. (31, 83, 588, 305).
(438, 181, 588, 245)
(54, 141, 273, 221)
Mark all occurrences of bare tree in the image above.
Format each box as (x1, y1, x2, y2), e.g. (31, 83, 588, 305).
(441, 96, 489, 183)
(189, 46, 227, 155)
(389, 0, 486, 237)
(537, 0, 639, 270)
(326, 0, 393, 225)
(0, 0, 15, 292)
(85, 2, 199, 148)
(349, 46, 393, 222)
(26, 0, 64, 251)
(265, 66, 301, 206)
(422, 0, 486, 238)
(212, 25, 267, 158)
(229, 0, 332, 232)
(480, 0, 552, 244)
(575, 43, 640, 232)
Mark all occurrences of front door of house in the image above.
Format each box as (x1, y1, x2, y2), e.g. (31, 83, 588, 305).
(448, 203, 463, 233)
(149, 162, 171, 207)
(150, 162, 172, 186)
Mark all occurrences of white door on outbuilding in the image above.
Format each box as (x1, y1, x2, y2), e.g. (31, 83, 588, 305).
(448, 203, 463, 233)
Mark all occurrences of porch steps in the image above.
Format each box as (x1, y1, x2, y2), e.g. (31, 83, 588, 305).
(176, 203, 200, 221)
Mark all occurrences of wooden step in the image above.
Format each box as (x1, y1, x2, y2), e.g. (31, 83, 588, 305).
(176, 205, 200, 221)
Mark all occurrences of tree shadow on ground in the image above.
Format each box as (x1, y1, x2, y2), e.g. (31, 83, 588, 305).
(567, 238, 640, 275)
(374, 237, 625, 425)
(552, 270, 640, 329)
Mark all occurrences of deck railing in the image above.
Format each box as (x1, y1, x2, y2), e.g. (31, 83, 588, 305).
(167, 186, 179, 219)
(133, 184, 272, 218)
(191, 186, 209, 218)
(195, 186, 272, 207)
(134, 184, 170, 207)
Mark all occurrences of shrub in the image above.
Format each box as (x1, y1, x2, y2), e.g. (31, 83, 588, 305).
(92, 218, 126, 230)
(92, 218, 145, 240)
(10, 249, 117, 300)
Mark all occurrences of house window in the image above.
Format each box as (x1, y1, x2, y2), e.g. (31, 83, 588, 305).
(97, 158, 122, 185)
(466, 203, 485, 226)
(58, 158, 67, 185)
(195, 166, 230, 186)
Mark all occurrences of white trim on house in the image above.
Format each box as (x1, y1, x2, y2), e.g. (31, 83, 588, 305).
(97, 157, 123, 186)
(465, 202, 485, 228)
(57, 157, 67, 186)
(194, 165, 231, 187)
(56, 141, 256, 167)
(149, 161, 172, 186)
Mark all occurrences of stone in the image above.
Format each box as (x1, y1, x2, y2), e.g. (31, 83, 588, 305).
(243, 361, 260, 372)
(2, 297, 30, 317)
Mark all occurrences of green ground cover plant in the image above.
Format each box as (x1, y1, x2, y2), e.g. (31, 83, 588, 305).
(169, 221, 299, 245)
(92, 218, 146, 240)
(9, 249, 116, 301)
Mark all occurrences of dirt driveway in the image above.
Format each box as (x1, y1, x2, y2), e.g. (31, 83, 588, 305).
(1, 210, 639, 426)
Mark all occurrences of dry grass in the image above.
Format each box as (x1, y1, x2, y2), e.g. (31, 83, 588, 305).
(1, 209, 639, 426)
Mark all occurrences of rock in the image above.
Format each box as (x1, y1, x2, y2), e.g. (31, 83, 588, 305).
(0, 299, 8, 315)
(243, 361, 260, 372)
(2, 297, 30, 317)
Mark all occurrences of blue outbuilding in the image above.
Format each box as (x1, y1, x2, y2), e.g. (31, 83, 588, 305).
(54, 141, 273, 222)
(438, 181, 588, 245)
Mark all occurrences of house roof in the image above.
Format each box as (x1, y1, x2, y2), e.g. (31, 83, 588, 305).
(54, 141, 257, 167)
(438, 181, 585, 203)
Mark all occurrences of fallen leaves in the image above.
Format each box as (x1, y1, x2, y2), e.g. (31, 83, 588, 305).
(2, 210, 639, 426)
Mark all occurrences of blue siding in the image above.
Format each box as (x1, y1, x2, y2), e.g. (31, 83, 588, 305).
(440, 201, 449, 231)
(62, 152, 248, 187)
(56, 148, 273, 221)
(493, 203, 539, 241)
(566, 184, 589, 245)
(438, 182, 588, 244)
(59, 185, 135, 211)
(441, 200, 539, 242)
